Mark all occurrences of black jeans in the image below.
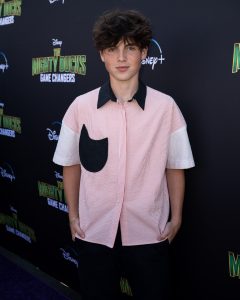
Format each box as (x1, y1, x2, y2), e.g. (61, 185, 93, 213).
(74, 224, 171, 300)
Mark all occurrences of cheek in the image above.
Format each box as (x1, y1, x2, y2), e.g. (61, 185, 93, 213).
(103, 61, 112, 73)
(132, 56, 143, 67)
(132, 52, 144, 61)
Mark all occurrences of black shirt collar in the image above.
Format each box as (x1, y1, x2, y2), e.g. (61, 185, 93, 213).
(97, 81, 146, 110)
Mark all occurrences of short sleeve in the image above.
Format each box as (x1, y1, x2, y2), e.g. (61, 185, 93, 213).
(53, 122, 80, 166)
(166, 100, 195, 169)
(167, 126, 195, 169)
(53, 99, 81, 166)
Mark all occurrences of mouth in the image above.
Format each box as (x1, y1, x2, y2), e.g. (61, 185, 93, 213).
(116, 66, 129, 72)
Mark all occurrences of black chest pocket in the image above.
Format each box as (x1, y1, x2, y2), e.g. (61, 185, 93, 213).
(79, 124, 108, 172)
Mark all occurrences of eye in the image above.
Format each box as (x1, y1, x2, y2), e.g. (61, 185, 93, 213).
(106, 47, 116, 53)
(126, 45, 137, 51)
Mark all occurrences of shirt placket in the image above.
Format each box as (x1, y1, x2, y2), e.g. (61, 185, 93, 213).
(118, 101, 127, 201)
(112, 101, 127, 244)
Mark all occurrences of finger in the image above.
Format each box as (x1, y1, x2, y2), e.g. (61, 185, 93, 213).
(70, 227, 76, 241)
(70, 219, 85, 239)
(160, 228, 169, 240)
(160, 231, 168, 241)
(160, 235, 169, 241)
(75, 224, 85, 238)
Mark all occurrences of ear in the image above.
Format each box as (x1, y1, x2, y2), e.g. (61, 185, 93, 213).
(141, 47, 148, 60)
(100, 51, 105, 62)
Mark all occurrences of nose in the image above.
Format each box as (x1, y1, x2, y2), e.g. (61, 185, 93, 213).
(117, 48, 127, 61)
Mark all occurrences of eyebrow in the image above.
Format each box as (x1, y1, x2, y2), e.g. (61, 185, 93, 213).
(125, 43, 137, 46)
(105, 41, 138, 49)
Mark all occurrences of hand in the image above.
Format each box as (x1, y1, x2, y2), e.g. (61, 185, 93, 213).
(160, 220, 181, 244)
(69, 217, 85, 241)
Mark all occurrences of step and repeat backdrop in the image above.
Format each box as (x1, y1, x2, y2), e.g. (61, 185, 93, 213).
(0, 0, 240, 299)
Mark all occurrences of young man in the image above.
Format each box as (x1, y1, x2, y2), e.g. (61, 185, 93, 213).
(53, 9, 195, 300)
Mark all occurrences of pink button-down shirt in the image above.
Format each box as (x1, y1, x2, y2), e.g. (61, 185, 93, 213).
(53, 82, 195, 248)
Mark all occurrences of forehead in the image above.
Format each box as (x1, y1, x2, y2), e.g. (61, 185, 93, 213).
(112, 38, 137, 47)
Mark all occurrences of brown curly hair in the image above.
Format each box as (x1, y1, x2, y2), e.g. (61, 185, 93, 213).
(93, 9, 152, 51)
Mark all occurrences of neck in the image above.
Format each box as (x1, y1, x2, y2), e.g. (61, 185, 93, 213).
(110, 77, 139, 102)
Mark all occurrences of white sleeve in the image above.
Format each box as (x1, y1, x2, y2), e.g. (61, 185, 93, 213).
(53, 122, 80, 166)
(166, 126, 195, 169)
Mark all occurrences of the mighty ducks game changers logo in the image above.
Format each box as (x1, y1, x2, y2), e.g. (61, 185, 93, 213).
(232, 43, 240, 73)
(229, 251, 240, 279)
(0, 206, 36, 243)
(0, 0, 22, 26)
(0, 102, 21, 138)
(38, 170, 68, 212)
(32, 39, 86, 83)
(142, 38, 165, 70)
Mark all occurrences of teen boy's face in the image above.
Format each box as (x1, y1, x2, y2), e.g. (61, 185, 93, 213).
(100, 39, 147, 84)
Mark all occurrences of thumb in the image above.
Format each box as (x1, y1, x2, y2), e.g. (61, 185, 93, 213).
(74, 221, 85, 239)
(70, 218, 85, 240)
(76, 224, 85, 239)
(160, 232, 168, 241)
(160, 223, 170, 241)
